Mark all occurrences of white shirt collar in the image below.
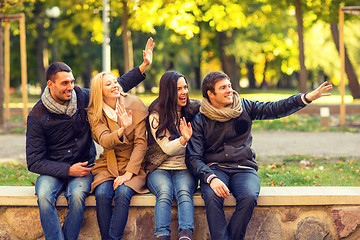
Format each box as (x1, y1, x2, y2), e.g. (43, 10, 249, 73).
(103, 99, 119, 122)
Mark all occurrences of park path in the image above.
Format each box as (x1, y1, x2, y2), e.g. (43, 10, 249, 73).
(0, 131, 359, 164)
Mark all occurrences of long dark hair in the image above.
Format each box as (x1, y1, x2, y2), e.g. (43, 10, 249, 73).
(148, 71, 199, 141)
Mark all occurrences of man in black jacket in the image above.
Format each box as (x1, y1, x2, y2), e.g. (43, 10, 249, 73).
(185, 71, 332, 240)
(26, 38, 154, 240)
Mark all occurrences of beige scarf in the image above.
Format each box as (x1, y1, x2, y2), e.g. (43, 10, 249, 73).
(200, 91, 243, 122)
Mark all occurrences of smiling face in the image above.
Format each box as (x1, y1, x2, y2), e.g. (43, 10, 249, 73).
(47, 71, 75, 105)
(177, 77, 189, 112)
(207, 78, 233, 109)
(102, 73, 121, 107)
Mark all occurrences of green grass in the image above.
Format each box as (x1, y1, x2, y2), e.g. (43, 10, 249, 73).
(252, 114, 360, 133)
(0, 162, 38, 186)
(1, 156, 359, 186)
(258, 155, 360, 187)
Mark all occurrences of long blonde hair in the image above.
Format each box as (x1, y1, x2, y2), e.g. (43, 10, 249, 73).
(88, 72, 118, 127)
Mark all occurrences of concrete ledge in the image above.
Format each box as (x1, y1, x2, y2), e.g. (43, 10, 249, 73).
(1, 186, 360, 239)
(0, 186, 359, 207)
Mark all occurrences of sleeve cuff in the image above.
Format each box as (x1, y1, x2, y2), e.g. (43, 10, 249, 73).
(137, 66, 147, 78)
(301, 93, 312, 105)
(206, 174, 217, 184)
(177, 137, 187, 148)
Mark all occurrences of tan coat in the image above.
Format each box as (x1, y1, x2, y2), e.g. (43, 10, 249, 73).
(88, 93, 149, 193)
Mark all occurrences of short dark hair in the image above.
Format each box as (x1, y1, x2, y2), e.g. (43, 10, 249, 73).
(202, 71, 230, 101)
(45, 62, 72, 82)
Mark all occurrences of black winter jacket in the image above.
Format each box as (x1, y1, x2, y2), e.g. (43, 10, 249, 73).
(185, 93, 307, 183)
(26, 67, 146, 179)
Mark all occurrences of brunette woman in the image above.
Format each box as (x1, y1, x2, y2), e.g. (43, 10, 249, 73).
(146, 71, 200, 240)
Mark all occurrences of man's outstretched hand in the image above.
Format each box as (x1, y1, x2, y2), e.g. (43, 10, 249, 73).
(305, 81, 333, 102)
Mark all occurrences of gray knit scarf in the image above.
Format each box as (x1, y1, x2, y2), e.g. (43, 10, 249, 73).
(200, 91, 243, 122)
(41, 86, 77, 116)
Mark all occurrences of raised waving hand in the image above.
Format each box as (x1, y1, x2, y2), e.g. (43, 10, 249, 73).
(139, 37, 155, 74)
(179, 117, 192, 146)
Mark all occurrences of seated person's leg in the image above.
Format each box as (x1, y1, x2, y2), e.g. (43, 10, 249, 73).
(228, 168, 260, 240)
(95, 180, 115, 240)
(173, 169, 196, 236)
(109, 183, 135, 239)
(63, 173, 93, 240)
(147, 169, 174, 238)
(200, 166, 230, 240)
(35, 175, 66, 239)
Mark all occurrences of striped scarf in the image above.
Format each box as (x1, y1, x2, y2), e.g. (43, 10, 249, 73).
(41, 86, 77, 116)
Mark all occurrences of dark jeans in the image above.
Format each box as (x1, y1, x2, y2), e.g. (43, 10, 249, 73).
(200, 165, 260, 240)
(95, 180, 135, 240)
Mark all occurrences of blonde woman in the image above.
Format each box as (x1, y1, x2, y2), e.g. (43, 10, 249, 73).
(88, 72, 148, 239)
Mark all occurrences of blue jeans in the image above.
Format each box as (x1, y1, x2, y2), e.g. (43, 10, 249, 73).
(35, 174, 93, 240)
(147, 169, 196, 237)
(95, 180, 135, 240)
(201, 165, 260, 240)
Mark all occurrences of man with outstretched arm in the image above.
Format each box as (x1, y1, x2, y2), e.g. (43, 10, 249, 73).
(185, 71, 332, 240)
(26, 38, 154, 240)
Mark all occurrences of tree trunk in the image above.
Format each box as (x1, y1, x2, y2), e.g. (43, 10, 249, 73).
(295, 0, 307, 93)
(34, 1, 47, 92)
(194, 66, 201, 90)
(261, 57, 270, 89)
(246, 61, 256, 89)
(84, 58, 92, 89)
(330, 22, 360, 99)
(218, 31, 240, 92)
(122, 0, 134, 73)
(167, 52, 175, 70)
(82, 32, 92, 89)
(0, 19, 4, 126)
(193, 33, 201, 90)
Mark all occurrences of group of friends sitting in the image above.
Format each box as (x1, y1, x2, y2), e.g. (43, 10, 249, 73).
(26, 37, 332, 240)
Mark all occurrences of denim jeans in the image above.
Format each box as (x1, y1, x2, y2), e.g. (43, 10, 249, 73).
(201, 165, 260, 240)
(35, 173, 93, 240)
(94, 180, 135, 240)
(147, 169, 196, 237)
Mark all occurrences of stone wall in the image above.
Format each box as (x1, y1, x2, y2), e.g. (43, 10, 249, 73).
(0, 186, 359, 240)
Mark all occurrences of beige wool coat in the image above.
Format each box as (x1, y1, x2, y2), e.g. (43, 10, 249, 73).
(88, 93, 149, 194)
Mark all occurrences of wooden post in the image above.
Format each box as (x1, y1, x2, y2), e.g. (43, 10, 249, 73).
(4, 20, 10, 121)
(19, 14, 28, 123)
(0, 18, 4, 127)
(0, 13, 29, 124)
(339, 8, 345, 127)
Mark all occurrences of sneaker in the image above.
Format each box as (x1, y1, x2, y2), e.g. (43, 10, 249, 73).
(178, 229, 192, 240)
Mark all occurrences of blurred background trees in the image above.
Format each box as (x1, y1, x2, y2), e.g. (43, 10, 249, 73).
(1, 0, 359, 98)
